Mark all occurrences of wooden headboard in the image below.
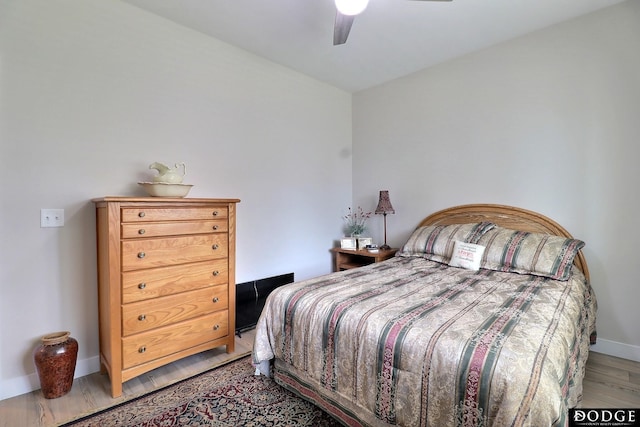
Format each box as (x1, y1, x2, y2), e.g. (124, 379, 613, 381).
(419, 204, 590, 281)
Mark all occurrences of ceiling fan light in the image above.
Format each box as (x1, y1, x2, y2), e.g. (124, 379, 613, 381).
(334, 0, 369, 16)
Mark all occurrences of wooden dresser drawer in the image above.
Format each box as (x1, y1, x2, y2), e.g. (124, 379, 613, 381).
(122, 260, 229, 303)
(122, 310, 229, 369)
(93, 197, 238, 397)
(121, 234, 228, 271)
(121, 220, 228, 238)
(122, 207, 228, 222)
(122, 284, 228, 336)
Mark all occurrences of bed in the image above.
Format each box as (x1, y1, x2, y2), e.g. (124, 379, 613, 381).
(252, 204, 597, 426)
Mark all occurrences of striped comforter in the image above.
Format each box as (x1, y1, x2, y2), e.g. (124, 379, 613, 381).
(252, 256, 597, 427)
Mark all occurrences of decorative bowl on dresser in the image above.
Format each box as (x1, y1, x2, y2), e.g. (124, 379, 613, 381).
(137, 182, 193, 197)
(92, 197, 240, 398)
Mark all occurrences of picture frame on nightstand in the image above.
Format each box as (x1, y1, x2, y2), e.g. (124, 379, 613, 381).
(340, 237, 357, 250)
(357, 237, 373, 249)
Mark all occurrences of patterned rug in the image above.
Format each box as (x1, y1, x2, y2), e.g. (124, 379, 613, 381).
(63, 356, 341, 426)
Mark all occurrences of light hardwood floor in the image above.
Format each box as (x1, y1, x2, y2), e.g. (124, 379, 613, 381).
(1, 329, 638, 427)
(0, 331, 255, 427)
(581, 350, 640, 407)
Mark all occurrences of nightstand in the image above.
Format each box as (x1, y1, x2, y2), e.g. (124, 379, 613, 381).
(331, 247, 397, 272)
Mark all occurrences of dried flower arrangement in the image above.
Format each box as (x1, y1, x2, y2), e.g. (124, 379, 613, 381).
(344, 206, 372, 236)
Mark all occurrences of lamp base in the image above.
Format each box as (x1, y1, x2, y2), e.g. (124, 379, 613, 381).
(379, 244, 391, 250)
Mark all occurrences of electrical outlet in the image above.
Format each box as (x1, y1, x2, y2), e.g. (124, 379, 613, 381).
(41, 209, 64, 227)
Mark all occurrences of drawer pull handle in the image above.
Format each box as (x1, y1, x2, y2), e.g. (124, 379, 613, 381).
(138, 346, 146, 353)
(138, 229, 145, 235)
(212, 270, 220, 276)
(213, 324, 220, 331)
(212, 225, 219, 230)
(138, 314, 146, 321)
(212, 244, 219, 250)
(212, 211, 219, 216)
(212, 297, 219, 303)
(138, 252, 145, 259)
(138, 212, 145, 218)
(138, 282, 146, 289)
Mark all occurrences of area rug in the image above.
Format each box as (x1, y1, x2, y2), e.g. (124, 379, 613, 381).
(62, 356, 341, 426)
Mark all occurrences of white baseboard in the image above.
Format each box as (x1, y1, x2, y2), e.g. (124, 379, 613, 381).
(2, 339, 639, 401)
(0, 355, 100, 401)
(590, 338, 640, 362)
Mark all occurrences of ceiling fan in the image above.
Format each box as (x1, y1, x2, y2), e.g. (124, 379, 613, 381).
(333, 0, 452, 45)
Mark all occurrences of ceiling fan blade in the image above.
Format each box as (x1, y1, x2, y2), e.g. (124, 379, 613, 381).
(333, 12, 355, 45)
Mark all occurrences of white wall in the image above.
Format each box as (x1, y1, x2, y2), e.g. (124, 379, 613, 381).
(0, 0, 352, 399)
(353, 1, 640, 360)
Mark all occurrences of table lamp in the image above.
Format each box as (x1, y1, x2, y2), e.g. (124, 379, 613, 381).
(375, 190, 395, 250)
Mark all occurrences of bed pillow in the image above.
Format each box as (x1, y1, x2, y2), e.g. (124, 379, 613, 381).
(397, 221, 495, 263)
(476, 226, 585, 281)
(448, 241, 485, 271)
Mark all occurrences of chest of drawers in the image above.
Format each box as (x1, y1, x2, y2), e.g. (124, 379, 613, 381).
(93, 197, 239, 397)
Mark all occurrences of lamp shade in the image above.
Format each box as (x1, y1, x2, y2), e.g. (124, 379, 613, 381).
(334, 0, 369, 16)
(375, 190, 395, 215)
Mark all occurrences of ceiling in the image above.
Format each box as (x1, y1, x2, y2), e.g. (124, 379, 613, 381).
(121, 0, 625, 92)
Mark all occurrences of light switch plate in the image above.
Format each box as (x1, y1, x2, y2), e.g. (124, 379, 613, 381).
(41, 209, 64, 227)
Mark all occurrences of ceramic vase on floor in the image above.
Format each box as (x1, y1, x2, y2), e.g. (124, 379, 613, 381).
(33, 331, 78, 399)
